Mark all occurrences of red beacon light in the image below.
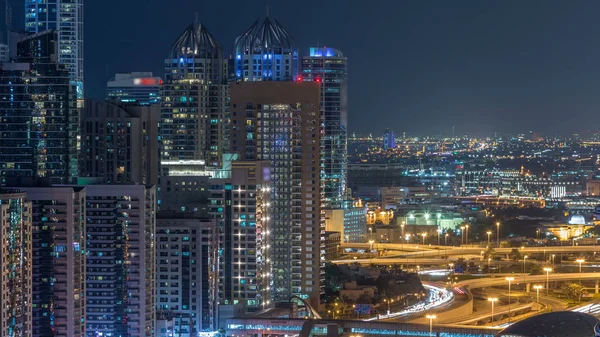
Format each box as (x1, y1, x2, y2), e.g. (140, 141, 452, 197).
(315, 77, 321, 83)
(296, 76, 303, 82)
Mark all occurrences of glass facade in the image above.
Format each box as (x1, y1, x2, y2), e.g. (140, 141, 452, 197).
(0, 30, 78, 186)
(302, 47, 348, 206)
(161, 22, 229, 168)
(25, 0, 84, 97)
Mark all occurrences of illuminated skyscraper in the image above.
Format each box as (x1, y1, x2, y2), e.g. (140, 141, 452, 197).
(209, 161, 271, 312)
(230, 81, 323, 308)
(85, 185, 156, 337)
(302, 47, 348, 205)
(0, 190, 32, 337)
(0, 30, 78, 186)
(155, 215, 218, 335)
(234, 16, 298, 81)
(81, 99, 160, 185)
(383, 128, 396, 150)
(161, 20, 229, 168)
(25, 0, 84, 97)
(20, 186, 86, 337)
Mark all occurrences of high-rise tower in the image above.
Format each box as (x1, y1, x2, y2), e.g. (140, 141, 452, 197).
(234, 16, 298, 81)
(25, 0, 84, 98)
(230, 81, 323, 308)
(161, 20, 229, 169)
(0, 30, 78, 186)
(302, 47, 348, 206)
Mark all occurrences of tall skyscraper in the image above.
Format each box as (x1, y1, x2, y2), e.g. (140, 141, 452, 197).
(25, 0, 84, 97)
(0, 30, 78, 186)
(383, 128, 396, 150)
(0, 190, 32, 337)
(81, 99, 160, 185)
(209, 161, 271, 312)
(20, 186, 86, 337)
(234, 15, 298, 81)
(85, 185, 156, 337)
(107, 72, 162, 105)
(155, 215, 218, 335)
(302, 47, 348, 206)
(230, 82, 323, 308)
(161, 20, 229, 168)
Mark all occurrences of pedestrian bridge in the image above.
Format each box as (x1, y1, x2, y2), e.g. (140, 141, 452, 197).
(226, 318, 500, 337)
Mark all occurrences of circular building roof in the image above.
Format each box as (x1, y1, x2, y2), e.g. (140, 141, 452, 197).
(496, 311, 599, 337)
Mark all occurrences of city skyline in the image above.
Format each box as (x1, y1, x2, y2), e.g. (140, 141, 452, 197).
(8, 1, 600, 134)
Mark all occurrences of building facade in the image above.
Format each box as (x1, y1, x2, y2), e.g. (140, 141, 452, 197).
(85, 185, 156, 337)
(25, 0, 84, 97)
(107, 72, 162, 105)
(230, 81, 323, 308)
(161, 21, 229, 168)
(0, 190, 32, 337)
(302, 47, 348, 206)
(20, 187, 86, 337)
(81, 99, 160, 185)
(209, 161, 271, 312)
(0, 31, 78, 186)
(234, 16, 298, 82)
(156, 215, 218, 336)
(324, 200, 367, 243)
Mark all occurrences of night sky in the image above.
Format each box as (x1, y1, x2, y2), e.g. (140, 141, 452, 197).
(6, 0, 600, 135)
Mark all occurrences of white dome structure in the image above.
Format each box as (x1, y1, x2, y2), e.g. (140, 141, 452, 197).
(569, 215, 586, 225)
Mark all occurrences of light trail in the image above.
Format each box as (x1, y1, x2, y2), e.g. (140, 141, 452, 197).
(364, 284, 454, 321)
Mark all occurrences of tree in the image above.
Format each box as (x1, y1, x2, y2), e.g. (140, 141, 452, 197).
(561, 283, 587, 302)
(483, 247, 496, 260)
(509, 248, 522, 261)
(527, 263, 542, 275)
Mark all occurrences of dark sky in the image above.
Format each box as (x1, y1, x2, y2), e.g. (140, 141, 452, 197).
(7, 0, 600, 135)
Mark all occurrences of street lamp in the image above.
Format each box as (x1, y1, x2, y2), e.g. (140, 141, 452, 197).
(488, 257, 492, 272)
(421, 233, 427, 245)
(496, 222, 501, 248)
(426, 315, 436, 337)
(523, 255, 528, 274)
(401, 222, 405, 238)
(506, 277, 514, 323)
(533, 285, 543, 304)
(486, 231, 492, 247)
(460, 226, 465, 245)
(543, 267, 552, 296)
(552, 254, 555, 266)
(437, 228, 441, 246)
(465, 224, 470, 245)
(445, 233, 449, 246)
(488, 297, 498, 322)
(384, 298, 393, 315)
(576, 258, 585, 283)
(576, 258, 585, 274)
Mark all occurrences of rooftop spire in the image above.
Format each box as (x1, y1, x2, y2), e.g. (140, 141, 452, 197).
(266, 5, 269, 17)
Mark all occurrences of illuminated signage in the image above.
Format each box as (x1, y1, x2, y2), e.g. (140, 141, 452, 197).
(133, 78, 163, 86)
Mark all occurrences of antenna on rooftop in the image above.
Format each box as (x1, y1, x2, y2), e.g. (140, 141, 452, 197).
(266, 5, 270, 17)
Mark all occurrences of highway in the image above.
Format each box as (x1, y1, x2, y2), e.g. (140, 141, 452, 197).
(337, 244, 600, 262)
(456, 272, 600, 289)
